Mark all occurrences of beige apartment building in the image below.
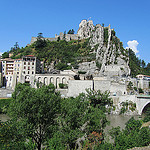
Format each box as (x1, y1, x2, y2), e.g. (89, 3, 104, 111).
(1, 58, 14, 88)
(0, 55, 42, 89)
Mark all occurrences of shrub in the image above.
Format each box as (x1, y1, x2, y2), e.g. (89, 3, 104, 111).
(138, 88, 144, 94)
(0, 98, 12, 114)
(59, 83, 68, 89)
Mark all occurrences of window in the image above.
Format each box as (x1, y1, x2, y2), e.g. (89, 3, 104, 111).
(23, 71, 25, 74)
(17, 72, 19, 74)
(32, 62, 34, 65)
(32, 71, 34, 74)
(24, 66, 26, 69)
(24, 62, 26, 65)
(18, 64, 20, 67)
(28, 67, 30, 70)
(28, 71, 30, 74)
(28, 62, 30, 65)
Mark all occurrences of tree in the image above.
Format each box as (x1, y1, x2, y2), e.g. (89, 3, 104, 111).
(63, 31, 66, 40)
(2, 51, 9, 58)
(141, 60, 146, 68)
(109, 117, 150, 149)
(14, 42, 19, 50)
(37, 33, 44, 39)
(67, 29, 75, 34)
(127, 81, 133, 90)
(55, 89, 113, 149)
(8, 83, 61, 150)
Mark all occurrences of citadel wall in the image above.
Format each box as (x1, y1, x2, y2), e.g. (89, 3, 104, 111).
(30, 32, 79, 45)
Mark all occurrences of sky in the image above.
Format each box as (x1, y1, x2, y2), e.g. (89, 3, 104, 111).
(0, 0, 150, 63)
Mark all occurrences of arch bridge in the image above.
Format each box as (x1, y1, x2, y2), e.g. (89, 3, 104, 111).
(136, 95, 150, 115)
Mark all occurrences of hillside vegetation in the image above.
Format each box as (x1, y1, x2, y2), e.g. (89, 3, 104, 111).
(7, 38, 96, 71)
(2, 32, 150, 76)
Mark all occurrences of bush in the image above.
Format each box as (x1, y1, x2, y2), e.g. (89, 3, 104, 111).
(59, 83, 68, 89)
(138, 88, 144, 94)
(0, 98, 12, 114)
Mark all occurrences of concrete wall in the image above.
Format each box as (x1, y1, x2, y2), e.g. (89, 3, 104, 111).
(94, 80, 111, 92)
(67, 80, 93, 97)
(110, 83, 127, 96)
(0, 88, 13, 98)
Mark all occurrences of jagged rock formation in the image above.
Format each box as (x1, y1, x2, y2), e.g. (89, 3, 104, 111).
(77, 20, 130, 78)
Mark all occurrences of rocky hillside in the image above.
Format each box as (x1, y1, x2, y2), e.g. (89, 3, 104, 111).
(5, 19, 150, 77)
(77, 20, 130, 77)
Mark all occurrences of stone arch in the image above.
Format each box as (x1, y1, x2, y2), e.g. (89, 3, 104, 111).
(38, 77, 41, 83)
(50, 77, 54, 84)
(62, 77, 67, 84)
(25, 75, 30, 83)
(44, 77, 48, 85)
(56, 77, 60, 89)
(141, 102, 150, 114)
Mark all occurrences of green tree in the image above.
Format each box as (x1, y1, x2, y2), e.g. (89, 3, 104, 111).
(67, 29, 75, 34)
(37, 33, 44, 39)
(127, 81, 133, 90)
(2, 51, 9, 58)
(109, 117, 150, 149)
(141, 60, 146, 68)
(8, 83, 61, 150)
(56, 89, 113, 149)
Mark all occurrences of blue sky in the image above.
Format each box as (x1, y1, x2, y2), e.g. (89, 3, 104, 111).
(0, 0, 150, 63)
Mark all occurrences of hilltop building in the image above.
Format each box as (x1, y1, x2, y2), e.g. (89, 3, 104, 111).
(30, 32, 79, 45)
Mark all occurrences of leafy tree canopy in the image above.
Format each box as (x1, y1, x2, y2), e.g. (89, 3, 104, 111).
(67, 29, 75, 34)
(8, 83, 61, 150)
(2, 51, 9, 58)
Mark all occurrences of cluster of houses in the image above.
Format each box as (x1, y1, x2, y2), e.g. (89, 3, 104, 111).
(0, 55, 76, 90)
(0, 54, 150, 98)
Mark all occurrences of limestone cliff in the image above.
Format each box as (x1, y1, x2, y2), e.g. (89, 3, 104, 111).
(77, 20, 130, 78)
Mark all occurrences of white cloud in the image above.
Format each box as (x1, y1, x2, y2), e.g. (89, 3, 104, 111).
(126, 40, 139, 55)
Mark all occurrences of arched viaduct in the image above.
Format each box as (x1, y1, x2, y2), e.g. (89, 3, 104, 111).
(35, 74, 72, 89)
(136, 95, 150, 115)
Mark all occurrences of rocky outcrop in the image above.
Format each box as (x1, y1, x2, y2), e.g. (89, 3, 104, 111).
(77, 20, 130, 78)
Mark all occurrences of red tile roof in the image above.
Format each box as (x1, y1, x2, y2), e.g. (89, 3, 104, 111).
(25, 55, 35, 57)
